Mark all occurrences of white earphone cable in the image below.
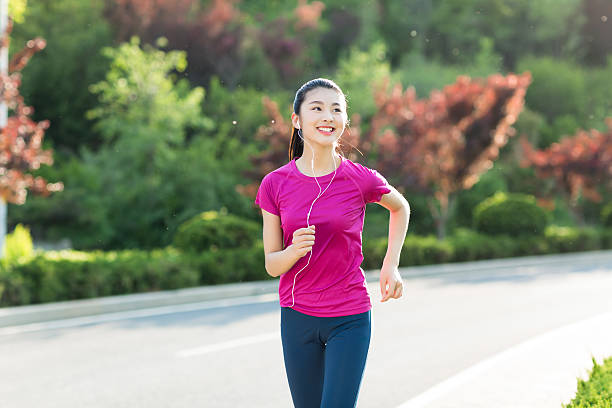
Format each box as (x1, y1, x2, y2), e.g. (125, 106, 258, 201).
(290, 127, 337, 308)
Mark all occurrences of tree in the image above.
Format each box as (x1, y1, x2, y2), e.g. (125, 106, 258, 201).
(10, 0, 113, 155)
(580, 0, 612, 66)
(520, 119, 612, 225)
(104, 0, 244, 88)
(369, 72, 531, 239)
(0, 4, 63, 256)
(82, 37, 212, 249)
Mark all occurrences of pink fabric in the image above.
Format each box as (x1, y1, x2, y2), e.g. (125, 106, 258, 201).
(255, 156, 392, 317)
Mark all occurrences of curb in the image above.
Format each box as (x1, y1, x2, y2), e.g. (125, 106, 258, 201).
(1, 250, 611, 328)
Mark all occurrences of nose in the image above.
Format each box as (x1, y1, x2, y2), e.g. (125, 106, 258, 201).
(322, 109, 333, 122)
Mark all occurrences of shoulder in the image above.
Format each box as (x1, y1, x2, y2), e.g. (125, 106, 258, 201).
(343, 158, 384, 179)
(261, 161, 293, 185)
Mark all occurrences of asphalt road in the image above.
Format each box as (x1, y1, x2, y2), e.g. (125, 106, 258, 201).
(2, 253, 612, 408)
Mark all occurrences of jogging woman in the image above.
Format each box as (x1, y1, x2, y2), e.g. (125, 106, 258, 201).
(255, 78, 410, 408)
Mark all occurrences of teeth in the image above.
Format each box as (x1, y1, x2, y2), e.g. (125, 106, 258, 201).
(318, 127, 333, 132)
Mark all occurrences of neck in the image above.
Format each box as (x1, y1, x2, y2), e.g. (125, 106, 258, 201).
(297, 147, 341, 176)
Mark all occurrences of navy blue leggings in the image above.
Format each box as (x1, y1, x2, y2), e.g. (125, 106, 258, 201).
(280, 307, 371, 408)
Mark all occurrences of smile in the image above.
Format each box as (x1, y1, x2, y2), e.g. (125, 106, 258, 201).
(317, 126, 335, 135)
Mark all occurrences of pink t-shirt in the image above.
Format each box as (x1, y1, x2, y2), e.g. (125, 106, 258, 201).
(254, 156, 392, 317)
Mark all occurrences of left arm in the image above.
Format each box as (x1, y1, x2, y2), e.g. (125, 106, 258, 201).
(375, 186, 410, 302)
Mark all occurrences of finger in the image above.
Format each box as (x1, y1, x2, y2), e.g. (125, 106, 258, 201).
(381, 283, 391, 302)
(392, 284, 402, 298)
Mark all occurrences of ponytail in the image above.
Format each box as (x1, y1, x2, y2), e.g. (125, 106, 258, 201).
(289, 125, 304, 161)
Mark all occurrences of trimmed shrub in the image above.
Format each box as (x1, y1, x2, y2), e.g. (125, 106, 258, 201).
(544, 226, 602, 253)
(601, 229, 612, 250)
(362, 235, 453, 268)
(173, 209, 261, 252)
(563, 356, 612, 408)
(400, 235, 453, 266)
(473, 192, 549, 236)
(1, 224, 34, 269)
(602, 203, 612, 228)
(0, 248, 200, 306)
(448, 228, 515, 261)
(183, 241, 268, 285)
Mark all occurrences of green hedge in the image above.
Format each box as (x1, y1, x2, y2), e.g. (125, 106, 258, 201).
(1, 227, 611, 307)
(173, 209, 261, 252)
(473, 192, 549, 236)
(563, 356, 612, 408)
(0, 245, 269, 307)
(602, 204, 612, 228)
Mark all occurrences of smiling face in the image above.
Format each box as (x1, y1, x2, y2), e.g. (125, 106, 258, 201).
(292, 87, 347, 149)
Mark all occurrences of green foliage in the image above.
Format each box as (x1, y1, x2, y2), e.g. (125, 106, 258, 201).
(3, 225, 610, 306)
(447, 228, 548, 260)
(1, 224, 34, 269)
(602, 204, 612, 227)
(517, 56, 612, 145)
(0, 244, 269, 306)
(424, 0, 583, 68)
(235, 37, 282, 91)
(563, 356, 612, 408)
(473, 192, 549, 236)
(450, 166, 508, 231)
(375, 0, 432, 67)
(0, 247, 199, 306)
(396, 38, 502, 98)
(544, 226, 602, 253)
(173, 210, 261, 253)
(9, 0, 27, 23)
(518, 57, 587, 124)
(10, 0, 113, 153)
(335, 42, 392, 120)
(67, 37, 256, 249)
(183, 242, 267, 284)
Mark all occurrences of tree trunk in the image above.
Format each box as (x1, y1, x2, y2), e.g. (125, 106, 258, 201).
(428, 194, 457, 241)
(568, 202, 586, 227)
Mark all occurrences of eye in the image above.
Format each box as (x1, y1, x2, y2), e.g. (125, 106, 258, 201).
(312, 106, 321, 111)
(334, 108, 342, 112)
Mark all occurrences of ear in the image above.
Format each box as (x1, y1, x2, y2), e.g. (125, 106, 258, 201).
(291, 112, 300, 129)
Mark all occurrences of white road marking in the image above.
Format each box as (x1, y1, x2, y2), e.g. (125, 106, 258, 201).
(0, 293, 279, 336)
(176, 331, 281, 358)
(395, 310, 612, 408)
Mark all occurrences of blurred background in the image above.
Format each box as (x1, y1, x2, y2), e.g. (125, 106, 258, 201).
(1, 0, 612, 306)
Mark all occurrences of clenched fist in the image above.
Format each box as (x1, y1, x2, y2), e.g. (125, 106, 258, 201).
(289, 225, 316, 258)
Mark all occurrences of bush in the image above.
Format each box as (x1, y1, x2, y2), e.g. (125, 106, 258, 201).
(544, 226, 602, 253)
(447, 228, 516, 261)
(563, 356, 612, 408)
(400, 235, 453, 266)
(601, 229, 612, 249)
(173, 210, 261, 253)
(602, 204, 612, 227)
(0, 248, 200, 306)
(182, 241, 268, 285)
(1, 224, 34, 269)
(362, 234, 453, 268)
(473, 192, 549, 236)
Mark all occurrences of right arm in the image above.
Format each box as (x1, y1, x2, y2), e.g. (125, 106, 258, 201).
(261, 209, 315, 278)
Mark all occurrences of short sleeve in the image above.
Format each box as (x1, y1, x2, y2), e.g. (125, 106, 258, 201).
(363, 168, 392, 204)
(254, 174, 280, 216)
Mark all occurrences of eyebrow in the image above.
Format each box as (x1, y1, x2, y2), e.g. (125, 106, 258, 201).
(308, 100, 341, 107)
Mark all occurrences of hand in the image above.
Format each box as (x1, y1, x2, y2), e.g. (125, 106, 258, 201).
(380, 264, 403, 302)
(289, 225, 316, 258)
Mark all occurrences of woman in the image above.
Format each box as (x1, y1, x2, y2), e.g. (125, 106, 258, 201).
(255, 78, 410, 408)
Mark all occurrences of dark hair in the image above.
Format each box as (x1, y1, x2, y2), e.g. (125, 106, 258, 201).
(289, 78, 348, 161)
